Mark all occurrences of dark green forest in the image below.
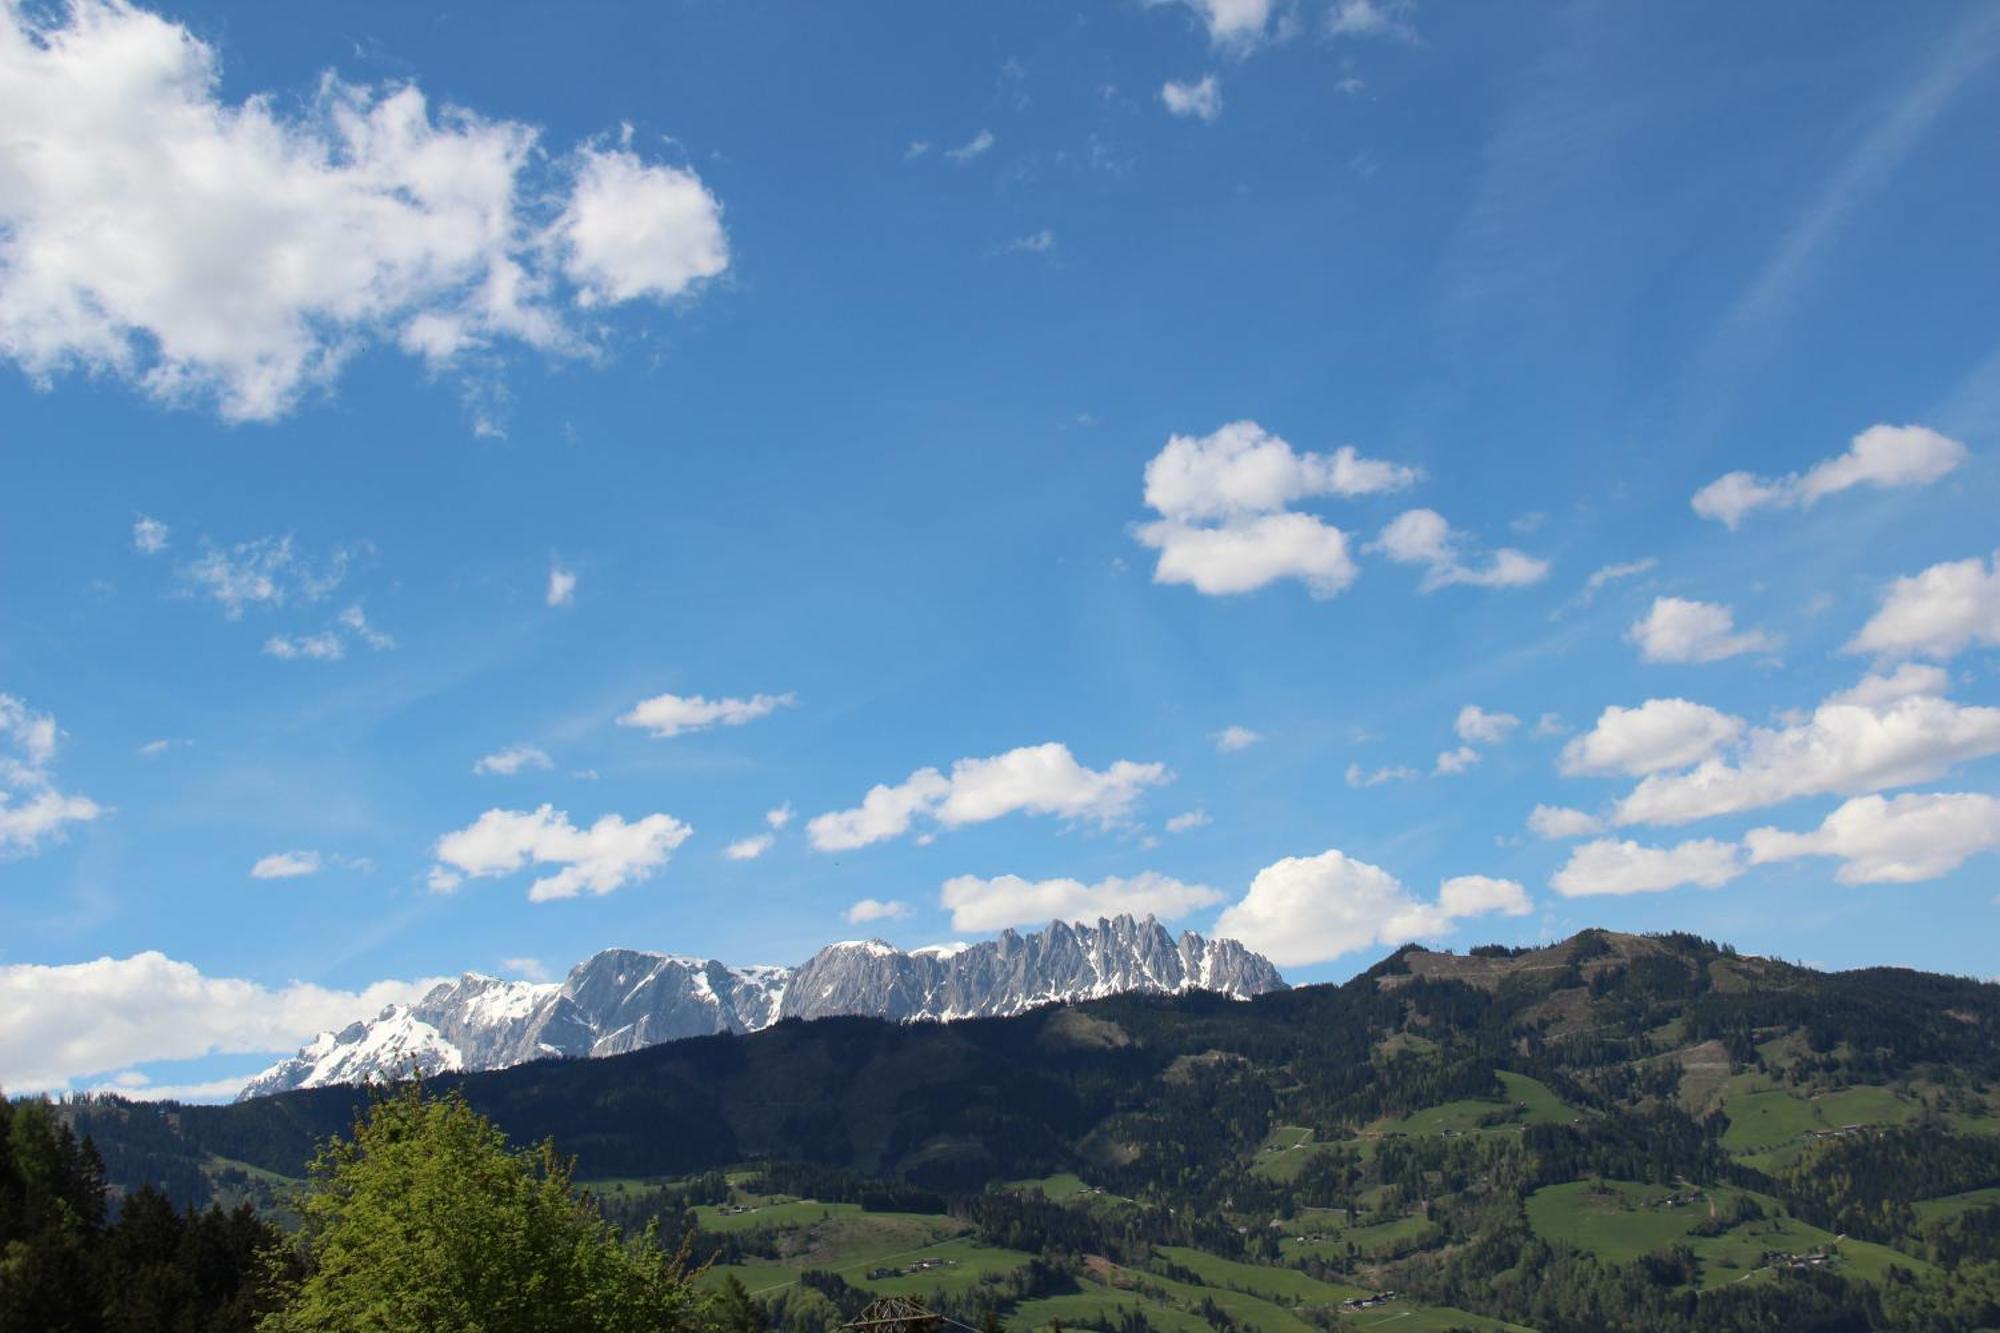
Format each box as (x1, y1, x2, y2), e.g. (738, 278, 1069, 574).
(0, 1096, 285, 1330)
(17, 930, 2000, 1331)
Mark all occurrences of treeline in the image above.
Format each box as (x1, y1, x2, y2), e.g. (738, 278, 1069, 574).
(742, 1161, 946, 1213)
(1776, 1125, 2000, 1241)
(0, 1097, 283, 1331)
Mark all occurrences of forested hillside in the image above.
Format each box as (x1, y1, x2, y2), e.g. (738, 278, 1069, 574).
(38, 930, 2000, 1331)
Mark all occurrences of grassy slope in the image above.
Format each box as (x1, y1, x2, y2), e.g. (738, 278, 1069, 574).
(1717, 1076, 1937, 1154)
(1011, 1286, 1211, 1333)
(693, 1198, 862, 1231)
(1156, 1245, 1366, 1302)
(1256, 1073, 1576, 1184)
(998, 1172, 1095, 1200)
(1524, 1180, 1933, 1290)
(698, 1207, 994, 1296)
(1007, 1251, 1521, 1333)
(1375, 1072, 1578, 1137)
(1913, 1185, 2000, 1223)
(854, 1235, 1044, 1299)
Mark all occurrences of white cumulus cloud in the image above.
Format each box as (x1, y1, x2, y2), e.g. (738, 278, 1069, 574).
(1144, 420, 1417, 521)
(1134, 420, 1414, 598)
(617, 691, 796, 739)
(1165, 808, 1212, 833)
(845, 898, 913, 924)
(1140, 513, 1359, 597)
(1745, 791, 2000, 884)
(1560, 699, 1746, 777)
(1627, 597, 1778, 663)
(86, 1072, 267, 1104)
(1822, 664, 1950, 709)
(428, 804, 692, 901)
(724, 833, 774, 861)
(250, 850, 322, 879)
(1846, 550, 2000, 661)
(132, 516, 169, 555)
(807, 742, 1171, 851)
(1326, 0, 1417, 40)
(1455, 706, 1519, 744)
(473, 744, 553, 776)
(1550, 837, 1744, 897)
(546, 565, 577, 607)
(1434, 746, 1480, 776)
(0, 694, 102, 855)
(1166, 0, 1277, 46)
(1692, 424, 1967, 527)
(1213, 849, 1528, 967)
(1213, 725, 1263, 752)
(0, 952, 442, 1094)
(1437, 875, 1533, 919)
(1161, 74, 1223, 122)
(0, 1, 727, 423)
(1373, 508, 1550, 592)
(1612, 689, 2000, 827)
(1527, 804, 1605, 839)
(806, 769, 950, 852)
(939, 871, 1223, 933)
(556, 144, 728, 307)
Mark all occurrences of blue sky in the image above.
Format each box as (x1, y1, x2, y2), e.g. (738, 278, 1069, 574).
(2, 0, 1998, 1099)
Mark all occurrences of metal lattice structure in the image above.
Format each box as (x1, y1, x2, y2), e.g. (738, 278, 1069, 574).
(841, 1295, 945, 1333)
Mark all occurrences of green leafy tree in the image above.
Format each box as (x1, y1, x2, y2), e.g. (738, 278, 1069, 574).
(261, 1083, 707, 1332)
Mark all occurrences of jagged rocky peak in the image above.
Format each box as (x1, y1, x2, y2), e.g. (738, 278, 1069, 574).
(236, 916, 1284, 1101)
(239, 950, 783, 1101)
(778, 914, 1284, 1024)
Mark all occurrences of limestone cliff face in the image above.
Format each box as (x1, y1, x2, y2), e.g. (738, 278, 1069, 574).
(239, 916, 1283, 1101)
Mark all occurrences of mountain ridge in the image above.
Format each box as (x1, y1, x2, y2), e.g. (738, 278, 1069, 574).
(238, 914, 1285, 1100)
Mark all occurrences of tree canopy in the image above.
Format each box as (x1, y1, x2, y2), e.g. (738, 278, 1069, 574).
(262, 1082, 707, 1333)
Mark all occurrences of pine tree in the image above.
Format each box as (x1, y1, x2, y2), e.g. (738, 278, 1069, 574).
(710, 1273, 768, 1333)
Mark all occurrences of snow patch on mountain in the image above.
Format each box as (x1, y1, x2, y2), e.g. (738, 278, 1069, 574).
(238, 916, 1284, 1100)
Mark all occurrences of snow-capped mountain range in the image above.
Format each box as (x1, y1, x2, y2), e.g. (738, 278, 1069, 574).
(237, 915, 1286, 1100)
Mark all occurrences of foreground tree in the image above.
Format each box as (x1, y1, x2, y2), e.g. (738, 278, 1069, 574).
(262, 1083, 706, 1332)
